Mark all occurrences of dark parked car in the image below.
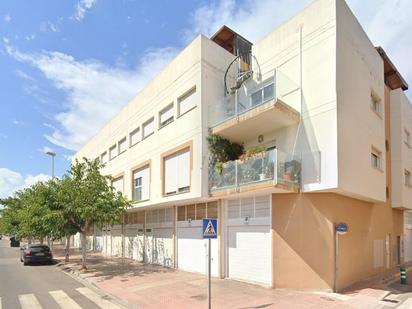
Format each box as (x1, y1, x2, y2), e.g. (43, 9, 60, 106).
(10, 236, 20, 247)
(20, 244, 53, 266)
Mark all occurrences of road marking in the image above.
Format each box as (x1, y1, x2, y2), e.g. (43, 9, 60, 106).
(76, 287, 122, 309)
(398, 298, 412, 309)
(0, 296, 2, 309)
(49, 290, 81, 309)
(18, 293, 42, 309)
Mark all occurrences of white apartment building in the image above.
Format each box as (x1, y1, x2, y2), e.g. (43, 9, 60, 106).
(74, 0, 411, 290)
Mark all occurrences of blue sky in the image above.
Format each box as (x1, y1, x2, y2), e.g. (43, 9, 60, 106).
(0, 0, 411, 198)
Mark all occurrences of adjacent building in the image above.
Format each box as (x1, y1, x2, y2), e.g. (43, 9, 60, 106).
(73, 0, 411, 291)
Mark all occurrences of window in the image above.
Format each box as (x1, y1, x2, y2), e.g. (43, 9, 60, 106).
(178, 87, 196, 116)
(177, 202, 218, 221)
(371, 148, 382, 170)
(109, 145, 117, 160)
(101, 151, 108, 164)
(251, 82, 275, 107)
(404, 129, 411, 147)
(112, 177, 124, 194)
(164, 148, 190, 195)
(371, 91, 381, 115)
(129, 127, 140, 147)
(159, 103, 174, 128)
(118, 137, 127, 154)
(133, 165, 150, 202)
(142, 117, 154, 139)
(405, 170, 411, 186)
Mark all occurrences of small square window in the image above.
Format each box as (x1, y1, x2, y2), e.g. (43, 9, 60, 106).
(130, 127, 140, 147)
(178, 87, 197, 116)
(405, 170, 411, 187)
(370, 91, 381, 116)
(109, 145, 117, 160)
(371, 148, 382, 170)
(142, 117, 155, 139)
(404, 129, 410, 147)
(101, 151, 108, 164)
(159, 103, 174, 128)
(118, 137, 127, 154)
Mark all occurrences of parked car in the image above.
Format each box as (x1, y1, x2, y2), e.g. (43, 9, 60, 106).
(10, 236, 20, 247)
(20, 244, 53, 266)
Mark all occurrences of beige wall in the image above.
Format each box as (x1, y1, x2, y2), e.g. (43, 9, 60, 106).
(390, 88, 412, 209)
(336, 0, 386, 203)
(253, 0, 337, 191)
(272, 193, 403, 290)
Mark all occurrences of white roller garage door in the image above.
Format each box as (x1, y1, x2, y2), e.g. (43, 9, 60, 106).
(405, 212, 412, 262)
(176, 202, 219, 276)
(225, 195, 272, 285)
(145, 208, 174, 267)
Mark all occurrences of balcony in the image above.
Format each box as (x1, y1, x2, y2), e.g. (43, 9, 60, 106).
(209, 149, 301, 195)
(209, 70, 301, 143)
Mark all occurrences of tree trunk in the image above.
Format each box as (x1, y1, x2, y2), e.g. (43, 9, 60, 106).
(65, 235, 71, 262)
(28, 238, 32, 244)
(40, 237, 44, 245)
(80, 231, 87, 270)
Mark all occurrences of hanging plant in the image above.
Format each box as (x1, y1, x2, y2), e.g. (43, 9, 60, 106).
(206, 134, 244, 164)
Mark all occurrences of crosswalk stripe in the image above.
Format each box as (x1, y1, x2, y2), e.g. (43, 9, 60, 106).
(76, 287, 121, 309)
(0, 296, 2, 309)
(18, 293, 42, 309)
(49, 290, 81, 309)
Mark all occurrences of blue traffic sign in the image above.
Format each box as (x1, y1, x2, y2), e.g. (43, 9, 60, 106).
(336, 222, 348, 235)
(202, 219, 218, 239)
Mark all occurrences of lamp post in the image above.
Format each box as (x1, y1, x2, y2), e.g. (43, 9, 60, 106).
(46, 151, 56, 178)
(46, 151, 56, 250)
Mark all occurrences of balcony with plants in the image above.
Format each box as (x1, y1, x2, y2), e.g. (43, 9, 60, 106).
(207, 134, 301, 194)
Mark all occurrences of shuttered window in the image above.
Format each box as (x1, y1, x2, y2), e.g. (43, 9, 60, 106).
(142, 117, 154, 139)
(164, 148, 190, 195)
(118, 137, 127, 154)
(133, 165, 150, 202)
(101, 151, 108, 164)
(178, 87, 197, 116)
(112, 177, 124, 194)
(130, 127, 140, 147)
(159, 103, 174, 128)
(109, 145, 117, 160)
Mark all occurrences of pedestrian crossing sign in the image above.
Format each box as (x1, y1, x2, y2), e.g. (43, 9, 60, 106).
(202, 218, 218, 239)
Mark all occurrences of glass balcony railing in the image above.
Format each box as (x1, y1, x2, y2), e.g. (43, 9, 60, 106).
(209, 69, 300, 128)
(209, 149, 301, 192)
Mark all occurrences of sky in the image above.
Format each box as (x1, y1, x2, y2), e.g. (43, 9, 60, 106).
(0, 0, 411, 199)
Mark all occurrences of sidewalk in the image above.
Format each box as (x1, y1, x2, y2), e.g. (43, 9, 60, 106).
(51, 244, 410, 309)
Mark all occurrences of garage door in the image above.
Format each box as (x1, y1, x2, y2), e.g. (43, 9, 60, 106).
(111, 225, 123, 257)
(145, 208, 174, 267)
(102, 228, 112, 256)
(226, 195, 272, 285)
(177, 202, 218, 276)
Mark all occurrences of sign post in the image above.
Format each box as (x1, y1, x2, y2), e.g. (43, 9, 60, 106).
(203, 218, 218, 309)
(334, 222, 348, 293)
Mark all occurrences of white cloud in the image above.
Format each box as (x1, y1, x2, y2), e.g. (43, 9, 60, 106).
(25, 34, 36, 41)
(40, 21, 60, 33)
(73, 0, 97, 21)
(12, 119, 23, 126)
(0, 168, 50, 199)
(185, 0, 410, 95)
(3, 14, 11, 23)
(183, 0, 311, 43)
(6, 43, 178, 151)
(2, 37, 9, 44)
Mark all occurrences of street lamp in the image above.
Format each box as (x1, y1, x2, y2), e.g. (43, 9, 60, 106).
(46, 151, 56, 178)
(45, 151, 56, 250)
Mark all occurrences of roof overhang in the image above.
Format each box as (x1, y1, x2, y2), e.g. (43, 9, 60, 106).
(376, 46, 408, 91)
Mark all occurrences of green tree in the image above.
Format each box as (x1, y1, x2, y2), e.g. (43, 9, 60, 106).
(62, 158, 131, 269)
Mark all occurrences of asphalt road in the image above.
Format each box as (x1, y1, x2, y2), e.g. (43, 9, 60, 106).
(0, 238, 122, 309)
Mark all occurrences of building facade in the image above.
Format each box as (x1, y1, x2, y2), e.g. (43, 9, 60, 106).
(74, 0, 411, 291)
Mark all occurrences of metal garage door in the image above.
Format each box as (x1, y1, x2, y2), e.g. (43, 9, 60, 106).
(111, 225, 123, 257)
(405, 211, 412, 262)
(145, 208, 174, 267)
(176, 202, 219, 276)
(226, 195, 272, 285)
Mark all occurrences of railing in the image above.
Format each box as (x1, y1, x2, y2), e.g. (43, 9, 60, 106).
(209, 149, 301, 191)
(209, 69, 300, 128)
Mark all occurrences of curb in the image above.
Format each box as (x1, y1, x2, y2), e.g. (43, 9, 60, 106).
(56, 262, 135, 309)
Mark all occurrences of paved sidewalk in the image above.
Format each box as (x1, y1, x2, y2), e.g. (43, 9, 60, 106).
(50, 244, 411, 309)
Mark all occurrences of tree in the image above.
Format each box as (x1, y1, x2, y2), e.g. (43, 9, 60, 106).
(61, 158, 131, 269)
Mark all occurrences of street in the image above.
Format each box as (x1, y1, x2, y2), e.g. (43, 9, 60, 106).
(0, 238, 123, 309)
